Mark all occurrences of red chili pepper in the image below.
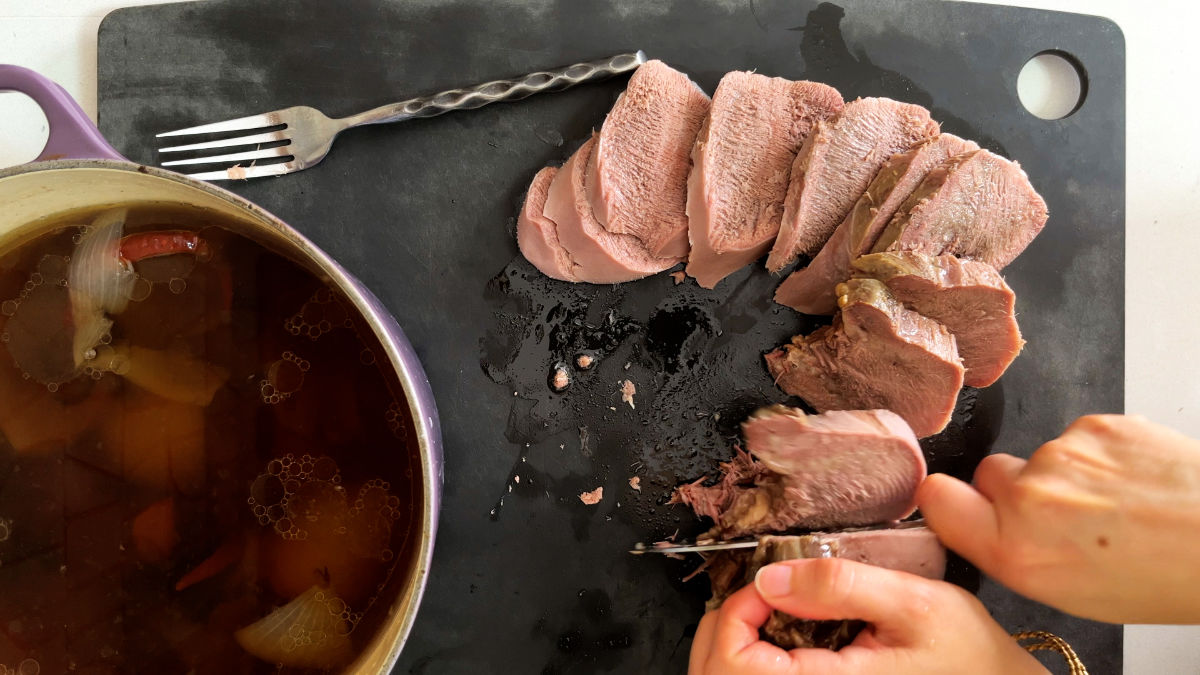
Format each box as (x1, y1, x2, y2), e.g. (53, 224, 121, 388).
(175, 533, 244, 591)
(119, 231, 210, 264)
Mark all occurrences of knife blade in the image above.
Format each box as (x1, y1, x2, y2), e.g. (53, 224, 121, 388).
(629, 539, 760, 555)
(629, 520, 928, 555)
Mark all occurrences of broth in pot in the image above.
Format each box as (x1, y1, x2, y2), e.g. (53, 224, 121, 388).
(0, 204, 419, 674)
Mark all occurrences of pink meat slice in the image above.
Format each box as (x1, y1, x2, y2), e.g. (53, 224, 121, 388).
(774, 134, 979, 314)
(872, 149, 1049, 268)
(768, 97, 936, 270)
(587, 60, 711, 259)
(543, 135, 682, 283)
(852, 252, 1024, 387)
(516, 167, 578, 282)
(765, 278, 964, 438)
(685, 72, 843, 289)
(766, 98, 939, 271)
(755, 525, 946, 581)
(738, 406, 925, 530)
(673, 407, 926, 537)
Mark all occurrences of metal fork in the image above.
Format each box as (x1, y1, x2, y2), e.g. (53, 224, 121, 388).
(157, 51, 646, 181)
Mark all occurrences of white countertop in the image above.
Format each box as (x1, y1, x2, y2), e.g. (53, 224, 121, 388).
(1, 0, 1196, 672)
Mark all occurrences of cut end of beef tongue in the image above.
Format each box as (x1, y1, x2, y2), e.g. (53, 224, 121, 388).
(765, 278, 964, 438)
(774, 133, 980, 315)
(542, 135, 683, 283)
(766, 98, 940, 272)
(852, 251, 1024, 387)
(672, 447, 770, 525)
(873, 148, 1049, 268)
(717, 406, 926, 535)
(588, 59, 710, 259)
(516, 167, 579, 282)
(685, 72, 843, 289)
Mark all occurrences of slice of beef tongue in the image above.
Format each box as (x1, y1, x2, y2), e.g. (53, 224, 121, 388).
(543, 135, 683, 283)
(765, 278, 964, 438)
(685, 72, 843, 289)
(774, 133, 979, 314)
(673, 407, 925, 538)
(852, 252, 1024, 387)
(766, 98, 940, 271)
(516, 167, 579, 282)
(872, 148, 1049, 268)
(587, 59, 710, 259)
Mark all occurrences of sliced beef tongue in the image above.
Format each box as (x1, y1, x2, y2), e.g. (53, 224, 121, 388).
(674, 404, 944, 651)
(853, 252, 1024, 387)
(674, 406, 925, 538)
(542, 135, 683, 283)
(872, 149, 1049, 268)
(587, 59, 710, 259)
(516, 167, 579, 282)
(685, 72, 843, 289)
(765, 278, 964, 438)
(766, 98, 940, 271)
(774, 134, 980, 314)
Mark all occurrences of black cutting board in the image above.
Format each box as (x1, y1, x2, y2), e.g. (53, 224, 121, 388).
(97, 1, 1125, 673)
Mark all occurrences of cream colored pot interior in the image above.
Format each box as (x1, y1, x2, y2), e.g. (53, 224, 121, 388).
(0, 165, 284, 246)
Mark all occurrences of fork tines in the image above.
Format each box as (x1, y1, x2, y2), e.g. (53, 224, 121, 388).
(156, 111, 295, 181)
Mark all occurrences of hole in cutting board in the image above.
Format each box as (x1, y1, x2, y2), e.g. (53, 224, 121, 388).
(0, 92, 50, 169)
(1017, 51, 1087, 120)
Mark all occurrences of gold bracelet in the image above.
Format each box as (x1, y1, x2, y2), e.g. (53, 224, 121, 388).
(1012, 630, 1089, 675)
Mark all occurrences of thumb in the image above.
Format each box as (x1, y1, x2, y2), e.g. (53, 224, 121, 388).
(753, 558, 935, 644)
(916, 473, 1000, 570)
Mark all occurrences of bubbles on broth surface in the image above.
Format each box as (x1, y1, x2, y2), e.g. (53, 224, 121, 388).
(0, 659, 40, 675)
(386, 400, 408, 439)
(0, 257, 94, 386)
(248, 454, 402, 562)
(260, 351, 311, 404)
(284, 288, 350, 341)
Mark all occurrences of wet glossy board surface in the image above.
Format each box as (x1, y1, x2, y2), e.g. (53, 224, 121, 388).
(99, 1, 1124, 672)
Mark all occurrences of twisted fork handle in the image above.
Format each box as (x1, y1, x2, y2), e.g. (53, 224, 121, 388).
(343, 51, 647, 127)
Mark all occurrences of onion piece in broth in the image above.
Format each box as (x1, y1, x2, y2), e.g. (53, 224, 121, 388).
(68, 208, 135, 368)
(235, 585, 354, 669)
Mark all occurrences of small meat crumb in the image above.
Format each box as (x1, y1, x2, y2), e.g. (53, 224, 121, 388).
(551, 364, 570, 391)
(514, 475, 520, 484)
(579, 487, 603, 505)
(670, 271, 686, 285)
(226, 165, 248, 180)
(576, 354, 594, 369)
(620, 380, 636, 409)
(629, 476, 641, 491)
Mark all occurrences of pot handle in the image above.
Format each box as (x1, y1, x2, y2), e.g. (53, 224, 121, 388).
(0, 64, 125, 162)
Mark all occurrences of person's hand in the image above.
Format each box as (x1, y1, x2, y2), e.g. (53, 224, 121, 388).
(688, 558, 1046, 674)
(918, 414, 1200, 624)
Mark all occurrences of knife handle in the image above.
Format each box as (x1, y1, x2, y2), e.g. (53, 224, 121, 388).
(343, 51, 647, 127)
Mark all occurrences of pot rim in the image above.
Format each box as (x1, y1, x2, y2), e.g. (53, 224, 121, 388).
(0, 157, 442, 674)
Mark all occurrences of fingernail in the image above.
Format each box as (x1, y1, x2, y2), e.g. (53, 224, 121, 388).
(754, 564, 792, 598)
